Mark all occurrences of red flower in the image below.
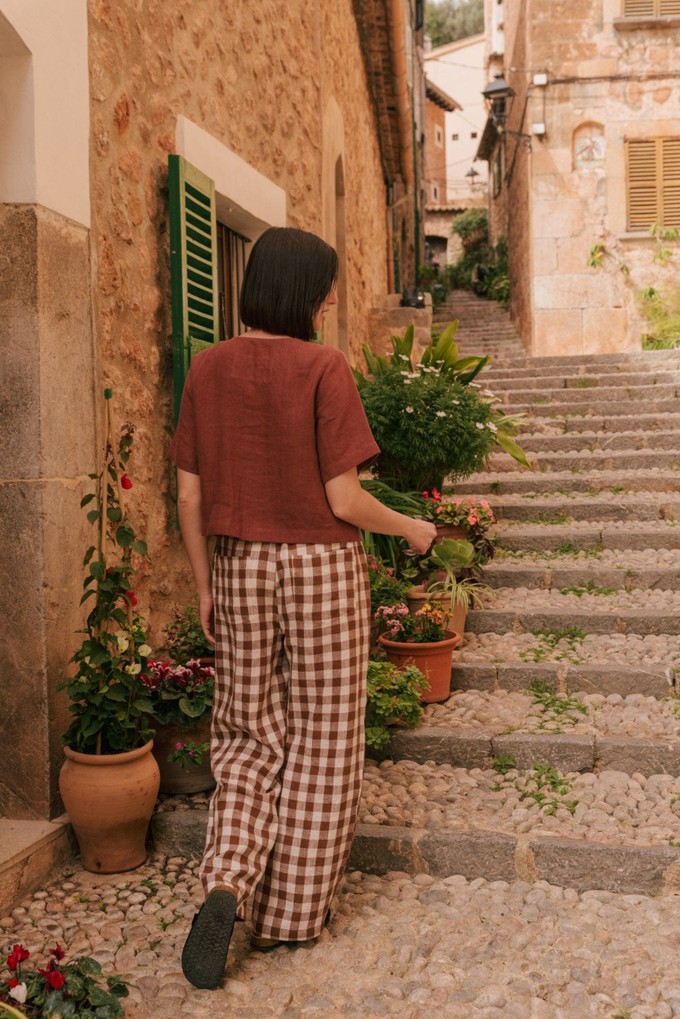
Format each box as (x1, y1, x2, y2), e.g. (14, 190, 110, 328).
(431, 488, 442, 502)
(125, 591, 138, 607)
(49, 945, 65, 961)
(7, 945, 30, 970)
(8, 978, 19, 989)
(121, 474, 133, 490)
(39, 967, 66, 989)
(422, 490, 429, 499)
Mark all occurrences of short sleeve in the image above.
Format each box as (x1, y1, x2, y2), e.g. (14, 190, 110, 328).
(168, 366, 200, 474)
(315, 350, 380, 483)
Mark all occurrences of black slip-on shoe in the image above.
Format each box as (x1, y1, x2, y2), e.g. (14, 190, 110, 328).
(181, 888, 237, 989)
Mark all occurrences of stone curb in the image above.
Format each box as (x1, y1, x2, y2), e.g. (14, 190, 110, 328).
(149, 813, 680, 895)
(381, 726, 680, 777)
(490, 498, 680, 523)
(503, 398, 680, 418)
(452, 661, 674, 698)
(454, 471, 680, 496)
(500, 383, 680, 405)
(489, 450, 680, 474)
(517, 432, 680, 453)
(485, 371, 680, 391)
(484, 565, 680, 591)
(495, 524, 680, 552)
(466, 607, 680, 636)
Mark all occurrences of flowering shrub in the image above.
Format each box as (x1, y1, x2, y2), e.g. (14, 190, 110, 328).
(421, 490, 496, 532)
(60, 396, 155, 755)
(375, 602, 452, 643)
(162, 606, 214, 663)
(143, 659, 215, 727)
(365, 659, 428, 750)
(168, 740, 210, 768)
(366, 555, 412, 615)
(0, 942, 128, 1018)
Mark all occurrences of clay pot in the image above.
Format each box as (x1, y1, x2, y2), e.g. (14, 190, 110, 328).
(405, 584, 467, 640)
(59, 741, 160, 873)
(434, 523, 469, 542)
(378, 630, 462, 703)
(152, 717, 215, 795)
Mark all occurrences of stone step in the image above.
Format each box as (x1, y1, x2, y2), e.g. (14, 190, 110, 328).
(466, 604, 680, 637)
(485, 560, 680, 591)
(523, 413, 680, 435)
(452, 660, 676, 701)
(453, 468, 680, 495)
(0, 816, 75, 916)
(494, 520, 680, 552)
(502, 397, 680, 419)
(499, 382, 679, 405)
(481, 349, 680, 372)
(507, 431, 680, 453)
(486, 371, 680, 392)
(488, 448, 680, 473)
(487, 491, 680, 521)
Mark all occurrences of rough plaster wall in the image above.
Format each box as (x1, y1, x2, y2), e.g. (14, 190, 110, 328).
(87, 0, 387, 641)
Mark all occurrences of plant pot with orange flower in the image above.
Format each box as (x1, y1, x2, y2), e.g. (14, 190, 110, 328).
(375, 602, 462, 703)
(420, 490, 498, 566)
(58, 392, 159, 874)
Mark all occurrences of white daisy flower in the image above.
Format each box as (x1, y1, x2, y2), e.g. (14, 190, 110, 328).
(405, 406, 414, 413)
(436, 411, 447, 418)
(475, 422, 485, 430)
(487, 422, 498, 432)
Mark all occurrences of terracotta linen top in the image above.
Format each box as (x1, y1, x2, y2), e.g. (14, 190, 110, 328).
(168, 334, 380, 542)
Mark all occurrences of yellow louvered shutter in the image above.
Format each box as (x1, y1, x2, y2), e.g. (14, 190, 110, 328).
(661, 139, 680, 227)
(627, 140, 659, 230)
(624, 0, 680, 12)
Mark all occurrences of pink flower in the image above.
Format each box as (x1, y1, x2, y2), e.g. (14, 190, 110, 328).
(175, 741, 184, 750)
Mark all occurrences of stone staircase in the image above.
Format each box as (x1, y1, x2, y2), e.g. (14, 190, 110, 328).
(152, 293, 680, 898)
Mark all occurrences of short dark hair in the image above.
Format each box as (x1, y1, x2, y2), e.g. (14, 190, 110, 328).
(240, 227, 338, 340)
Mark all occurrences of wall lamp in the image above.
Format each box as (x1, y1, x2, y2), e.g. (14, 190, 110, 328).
(481, 74, 535, 149)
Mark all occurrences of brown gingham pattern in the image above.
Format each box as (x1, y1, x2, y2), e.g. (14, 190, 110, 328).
(199, 537, 371, 942)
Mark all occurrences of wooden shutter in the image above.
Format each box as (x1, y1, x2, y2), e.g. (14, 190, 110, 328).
(661, 139, 680, 227)
(623, 0, 680, 13)
(627, 140, 659, 230)
(168, 154, 219, 421)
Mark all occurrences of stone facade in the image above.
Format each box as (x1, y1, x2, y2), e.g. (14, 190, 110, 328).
(1, 0, 423, 819)
(480, 0, 680, 356)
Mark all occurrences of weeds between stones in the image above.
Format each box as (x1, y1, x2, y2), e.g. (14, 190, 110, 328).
(520, 627, 587, 664)
(491, 761, 578, 816)
(524, 510, 572, 525)
(526, 679, 589, 732)
(559, 581, 618, 597)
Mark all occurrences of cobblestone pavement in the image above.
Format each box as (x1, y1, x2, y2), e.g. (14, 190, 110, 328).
(2, 854, 680, 1019)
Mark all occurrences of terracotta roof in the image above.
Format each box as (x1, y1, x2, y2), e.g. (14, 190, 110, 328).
(425, 76, 461, 112)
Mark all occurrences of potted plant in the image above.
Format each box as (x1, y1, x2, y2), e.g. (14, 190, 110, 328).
(162, 605, 215, 664)
(58, 391, 160, 874)
(375, 601, 462, 703)
(365, 659, 428, 751)
(420, 489, 497, 565)
(353, 323, 529, 492)
(144, 659, 216, 794)
(401, 537, 476, 637)
(0, 942, 129, 1018)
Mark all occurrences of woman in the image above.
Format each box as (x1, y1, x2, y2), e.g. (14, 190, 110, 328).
(170, 227, 435, 989)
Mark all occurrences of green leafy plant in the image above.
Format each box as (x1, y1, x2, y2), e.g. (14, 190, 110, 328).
(375, 601, 453, 643)
(365, 659, 428, 750)
(59, 394, 154, 754)
(162, 606, 214, 662)
(143, 659, 215, 727)
(168, 739, 210, 769)
(0, 942, 128, 1019)
(354, 324, 529, 491)
(359, 480, 425, 570)
(420, 489, 497, 566)
(366, 555, 412, 616)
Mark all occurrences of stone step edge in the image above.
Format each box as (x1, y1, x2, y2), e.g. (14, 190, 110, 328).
(150, 812, 680, 896)
(0, 816, 76, 917)
(452, 661, 675, 698)
(485, 565, 680, 591)
(466, 607, 680, 636)
(381, 726, 680, 778)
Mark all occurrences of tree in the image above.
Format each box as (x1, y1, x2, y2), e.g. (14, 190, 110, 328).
(425, 0, 484, 47)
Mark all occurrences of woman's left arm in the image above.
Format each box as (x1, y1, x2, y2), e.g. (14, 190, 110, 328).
(176, 468, 215, 645)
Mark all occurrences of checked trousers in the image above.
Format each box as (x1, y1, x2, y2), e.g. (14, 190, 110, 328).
(199, 537, 371, 942)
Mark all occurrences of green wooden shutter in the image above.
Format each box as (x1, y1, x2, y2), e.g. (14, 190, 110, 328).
(168, 154, 219, 421)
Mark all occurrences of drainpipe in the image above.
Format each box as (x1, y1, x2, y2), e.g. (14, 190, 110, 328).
(388, 0, 416, 285)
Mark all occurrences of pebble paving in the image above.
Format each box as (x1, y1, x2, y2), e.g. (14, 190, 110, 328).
(2, 856, 680, 1019)
(459, 631, 680, 668)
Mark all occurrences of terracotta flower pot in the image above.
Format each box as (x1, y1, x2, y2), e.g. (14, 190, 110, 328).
(378, 630, 462, 703)
(434, 523, 469, 542)
(59, 740, 160, 874)
(152, 717, 215, 795)
(405, 585, 467, 640)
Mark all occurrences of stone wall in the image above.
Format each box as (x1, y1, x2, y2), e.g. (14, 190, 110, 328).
(87, 0, 389, 648)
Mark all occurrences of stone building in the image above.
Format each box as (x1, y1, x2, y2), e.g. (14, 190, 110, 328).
(477, 0, 680, 356)
(0, 0, 426, 820)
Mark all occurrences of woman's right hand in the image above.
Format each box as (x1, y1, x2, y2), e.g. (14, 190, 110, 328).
(404, 518, 437, 555)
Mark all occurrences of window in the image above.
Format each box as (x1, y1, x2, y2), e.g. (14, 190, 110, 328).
(451, 133, 459, 141)
(168, 154, 219, 420)
(471, 132, 478, 139)
(217, 224, 250, 340)
(435, 125, 443, 147)
(622, 0, 680, 14)
(626, 137, 680, 231)
(432, 183, 440, 202)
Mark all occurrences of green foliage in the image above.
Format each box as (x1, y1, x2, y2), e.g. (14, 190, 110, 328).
(450, 206, 488, 241)
(355, 324, 529, 492)
(162, 605, 214, 661)
(520, 627, 587, 664)
(360, 479, 425, 570)
(0, 945, 128, 1019)
(168, 739, 210, 769)
(639, 284, 680, 349)
(365, 659, 428, 749)
(60, 409, 155, 754)
(527, 679, 588, 729)
(492, 754, 516, 775)
(145, 660, 215, 726)
(425, 0, 484, 46)
(492, 762, 579, 816)
(366, 555, 412, 616)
